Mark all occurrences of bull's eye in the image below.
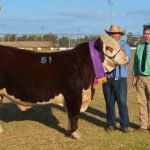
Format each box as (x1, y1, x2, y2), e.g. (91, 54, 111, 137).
(106, 46, 113, 53)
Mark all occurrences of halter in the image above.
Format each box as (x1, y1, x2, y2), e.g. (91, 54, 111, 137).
(103, 48, 122, 63)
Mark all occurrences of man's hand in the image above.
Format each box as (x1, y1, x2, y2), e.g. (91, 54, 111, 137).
(132, 76, 137, 87)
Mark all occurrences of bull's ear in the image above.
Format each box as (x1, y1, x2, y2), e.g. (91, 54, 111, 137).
(98, 37, 103, 48)
(106, 46, 113, 53)
(94, 38, 103, 52)
(94, 38, 105, 62)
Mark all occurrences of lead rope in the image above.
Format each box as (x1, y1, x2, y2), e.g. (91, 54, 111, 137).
(111, 68, 116, 98)
(119, 66, 121, 92)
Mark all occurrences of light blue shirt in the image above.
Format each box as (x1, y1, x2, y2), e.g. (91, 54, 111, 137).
(106, 40, 131, 78)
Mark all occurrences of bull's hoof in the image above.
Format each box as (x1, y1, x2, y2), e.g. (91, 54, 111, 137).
(0, 126, 4, 134)
(71, 130, 82, 140)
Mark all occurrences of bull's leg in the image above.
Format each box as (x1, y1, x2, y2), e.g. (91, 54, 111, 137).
(0, 95, 4, 133)
(69, 115, 82, 140)
(64, 103, 71, 131)
(0, 125, 4, 134)
(0, 95, 4, 106)
(64, 91, 82, 139)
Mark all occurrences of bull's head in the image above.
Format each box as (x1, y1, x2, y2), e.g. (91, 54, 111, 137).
(96, 35, 128, 72)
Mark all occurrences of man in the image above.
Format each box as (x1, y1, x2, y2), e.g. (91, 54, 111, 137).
(103, 25, 131, 133)
(132, 24, 150, 132)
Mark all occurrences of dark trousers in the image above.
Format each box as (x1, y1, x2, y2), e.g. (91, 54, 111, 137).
(102, 78, 129, 129)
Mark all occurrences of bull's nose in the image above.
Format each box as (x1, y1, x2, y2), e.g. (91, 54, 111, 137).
(123, 56, 129, 64)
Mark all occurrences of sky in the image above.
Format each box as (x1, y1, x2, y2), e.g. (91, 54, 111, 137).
(0, 0, 150, 35)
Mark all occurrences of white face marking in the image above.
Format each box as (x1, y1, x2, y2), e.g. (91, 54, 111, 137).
(99, 35, 127, 72)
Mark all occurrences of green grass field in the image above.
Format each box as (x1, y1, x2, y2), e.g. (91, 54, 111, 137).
(1, 51, 150, 150)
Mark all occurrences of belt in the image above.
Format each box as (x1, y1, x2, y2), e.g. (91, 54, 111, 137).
(107, 77, 126, 80)
(139, 74, 150, 76)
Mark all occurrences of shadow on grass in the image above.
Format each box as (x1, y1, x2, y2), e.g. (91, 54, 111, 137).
(85, 106, 139, 129)
(81, 106, 107, 128)
(0, 103, 68, 136)
(0, 103, 138, 135)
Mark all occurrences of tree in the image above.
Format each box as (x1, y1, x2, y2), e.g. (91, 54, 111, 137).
(43, 34, 57, 47)
(127, 32, 141, 47)
(59, 36, 69, 47)
(4, 34, 16, 41)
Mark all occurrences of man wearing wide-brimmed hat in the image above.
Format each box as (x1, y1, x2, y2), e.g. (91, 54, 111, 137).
(102, 25, 131, 133)
(105, 25, 126, 35)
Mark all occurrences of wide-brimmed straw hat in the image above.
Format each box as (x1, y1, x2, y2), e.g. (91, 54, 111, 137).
(105, 25, 126, 35)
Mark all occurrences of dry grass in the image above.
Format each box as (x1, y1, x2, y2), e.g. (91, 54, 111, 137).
(1, 51, 150, 150)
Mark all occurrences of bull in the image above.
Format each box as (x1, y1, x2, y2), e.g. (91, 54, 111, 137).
(0, 35, 127, 139)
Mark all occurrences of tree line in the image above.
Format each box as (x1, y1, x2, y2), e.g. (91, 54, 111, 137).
(0, 33, 142, 47)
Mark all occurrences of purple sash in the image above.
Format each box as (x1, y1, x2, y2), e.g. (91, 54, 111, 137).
(89, 41, 107, 89)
